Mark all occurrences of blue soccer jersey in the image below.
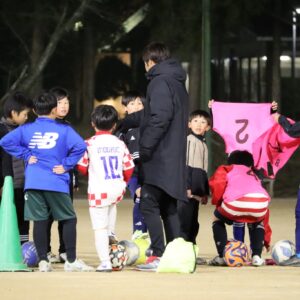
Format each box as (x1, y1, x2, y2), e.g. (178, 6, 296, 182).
(0, 117, 86, 194)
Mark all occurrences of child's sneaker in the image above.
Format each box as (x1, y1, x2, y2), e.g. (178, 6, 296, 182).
(252, 255, 265, 267)
(39, 260, 52, 272)
(64, 259, 94, 272)
(196, 257, 207, 265)
(131, 230, 143, 240)
(208, 256, 226, 266)
(59, 252, 67, 263)
(135, 256, 160, 272)
(96, 261, 113, 272)
(47, 252, 60, 263)
(279, 255, 300, 266)
(109, 233, 118, 245)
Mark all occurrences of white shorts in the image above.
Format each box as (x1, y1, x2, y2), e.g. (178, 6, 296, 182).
(89, 204, 117, 231)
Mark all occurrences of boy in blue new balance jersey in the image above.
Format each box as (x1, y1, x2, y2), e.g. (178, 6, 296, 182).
(77, 105, 134, 272)
(0, 92, 93, 272)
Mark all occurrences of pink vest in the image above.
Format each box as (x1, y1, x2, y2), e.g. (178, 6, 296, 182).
(223, 165, 270, 203)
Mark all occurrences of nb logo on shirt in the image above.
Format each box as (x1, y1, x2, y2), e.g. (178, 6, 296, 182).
(29, 132, 59, 149)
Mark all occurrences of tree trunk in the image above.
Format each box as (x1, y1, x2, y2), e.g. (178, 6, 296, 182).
(188, 53, 201, 111)
(80, 26, 96, 136)
(29, 0, 44, 96)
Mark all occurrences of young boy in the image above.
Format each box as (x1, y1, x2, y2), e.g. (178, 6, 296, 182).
(177, 110, 210, 262)
(46, 87, 78, 263)
(208, 150, 270, 267)
(0, 92, 33, 244)
(121, 91, 147, 239)
(0, 92, 93, 272)
(77, 105, 134, 272)
(273, 112, 300, 266)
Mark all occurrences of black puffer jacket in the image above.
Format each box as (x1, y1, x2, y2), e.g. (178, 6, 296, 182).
(0, 118, 25, 188)
(139, 58, 189, 202)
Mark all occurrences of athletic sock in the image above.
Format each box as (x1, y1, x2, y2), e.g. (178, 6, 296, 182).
(233, 222, 245, 242)
(61, 218, 77, 263)
(212, 220, 227, 257)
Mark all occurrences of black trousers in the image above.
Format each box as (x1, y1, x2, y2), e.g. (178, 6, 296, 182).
(15, 188, 30, 243)
(177, 198, 199, 244)
(140, 184, 180, 257)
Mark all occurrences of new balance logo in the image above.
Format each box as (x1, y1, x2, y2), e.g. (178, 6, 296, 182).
(29, 132, 59, 149)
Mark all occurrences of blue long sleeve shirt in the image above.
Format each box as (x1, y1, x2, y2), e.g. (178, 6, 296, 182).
(0, 117, 86, 194)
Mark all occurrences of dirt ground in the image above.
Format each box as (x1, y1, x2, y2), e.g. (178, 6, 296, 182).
(0, 197, 300, 300)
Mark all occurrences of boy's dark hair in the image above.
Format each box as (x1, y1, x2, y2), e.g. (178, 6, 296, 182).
(142, 42, 171, 64)
(3, 92, 33, 118)
(91, 105, 118, 131)
(189, 109, 211, 126)
(49, 87, 69, 101)
(227, 150, 254, 167)
(121, 90, 145, 106)
(33, 92, 57, 115)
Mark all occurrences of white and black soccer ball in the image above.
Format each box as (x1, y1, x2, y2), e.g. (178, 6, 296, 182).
(118, 240, 139, 266)
(271, 240, 296, 265)
(109, 243, 128, 271)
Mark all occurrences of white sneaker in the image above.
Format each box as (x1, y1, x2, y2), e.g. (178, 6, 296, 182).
(252, 255, 265, 267)
(39, 260, 52, 272)
(59, 252, 67, 263)
(64, 259, 94, 272)
(96, 261, 112, 272)
(47, 252, 60, 263)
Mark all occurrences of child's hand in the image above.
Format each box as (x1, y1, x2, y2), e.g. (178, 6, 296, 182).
(272, 112, 280, 123)
(28, 156, 37, 164)
(264, 243, 271, 253)
(271, 101, 278, 111)
(208, 99, 214, 109)
(200, 195, 208, 205)
(135, 187, 141, 198)
(187, 189, 193, 198)
(53, 165, 66, 174)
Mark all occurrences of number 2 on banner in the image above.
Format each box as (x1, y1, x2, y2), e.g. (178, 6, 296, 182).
(235, 119, 249, 144)
(100, 156, 121, 179)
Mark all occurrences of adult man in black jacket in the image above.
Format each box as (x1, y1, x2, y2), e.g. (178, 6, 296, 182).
(136, 42, 189, 271)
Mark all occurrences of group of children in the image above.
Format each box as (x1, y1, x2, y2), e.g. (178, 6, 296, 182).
(0, 88, 299, 272)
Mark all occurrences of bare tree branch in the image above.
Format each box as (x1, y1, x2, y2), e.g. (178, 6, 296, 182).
(0, 12, 30, 59)
(1, 0, 92, 101)
(0, 65, 28, 103)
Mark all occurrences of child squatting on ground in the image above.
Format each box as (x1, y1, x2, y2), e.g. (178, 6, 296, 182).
(208, 150, 271, 267)
(0, 92, 93, 272)
(77, 105, 134, 272)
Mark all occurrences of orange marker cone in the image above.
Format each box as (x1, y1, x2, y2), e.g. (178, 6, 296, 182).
(0, 176, 28, 271)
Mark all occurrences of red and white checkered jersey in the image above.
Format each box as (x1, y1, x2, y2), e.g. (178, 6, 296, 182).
(77, 132, 134, 207)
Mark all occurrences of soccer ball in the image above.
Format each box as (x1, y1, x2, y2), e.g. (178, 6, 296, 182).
(21, 241, 39, 267)
(133, 236, 150, 265)
(223, 240, 250, 267)
(109, 243, 128, 271)
(271, 240, 296, 265)
(119, 240, 139, 266)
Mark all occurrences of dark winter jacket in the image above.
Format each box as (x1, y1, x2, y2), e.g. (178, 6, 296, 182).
(279, 115, 300, 138)
(124, 127, 140, 177)
(0, 117, 25, 189)
(139, 58, 189, 202)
